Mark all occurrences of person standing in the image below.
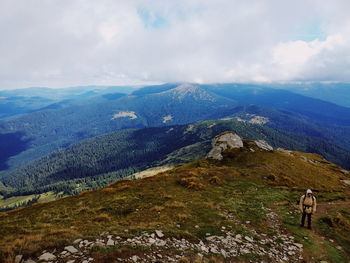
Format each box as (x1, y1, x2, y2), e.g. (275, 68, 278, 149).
(299, 189, 317, 229)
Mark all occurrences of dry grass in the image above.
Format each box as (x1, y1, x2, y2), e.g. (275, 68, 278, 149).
(150, 205, 165, 212)
(177, 213, 190, 221)
(165, 201, 186, 209)
(0, 147, 348, 262)
(93, 213, 112, 223)
(209, 176, 222, 185)
(178, 177, 205, 190)
(101, 187, 116, 193)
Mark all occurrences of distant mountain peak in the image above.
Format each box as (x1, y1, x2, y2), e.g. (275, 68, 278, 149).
(161, 83, 216, 102)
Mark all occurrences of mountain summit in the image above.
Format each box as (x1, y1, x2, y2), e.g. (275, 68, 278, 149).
(160, 84, 218, 102)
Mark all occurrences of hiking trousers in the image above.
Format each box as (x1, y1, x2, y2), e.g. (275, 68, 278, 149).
(301, 212, 312, 229)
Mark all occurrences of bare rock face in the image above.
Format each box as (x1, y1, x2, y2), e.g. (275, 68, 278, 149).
(207, 132, 243, 160)
(255, 140, 273, 151)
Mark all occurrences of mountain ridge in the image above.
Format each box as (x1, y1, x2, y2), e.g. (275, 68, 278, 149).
(2, 119, 350, 202)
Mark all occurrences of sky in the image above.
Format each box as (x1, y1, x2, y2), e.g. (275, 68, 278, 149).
(1, 0, 350, 89)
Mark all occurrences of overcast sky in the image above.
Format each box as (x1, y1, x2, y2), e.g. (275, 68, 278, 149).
(1, 0, 350, 89)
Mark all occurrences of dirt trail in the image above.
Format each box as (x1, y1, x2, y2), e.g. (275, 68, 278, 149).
(305, 200, 350, 262)
(275, 199, 350, 262)
(312, 199, 350, 220)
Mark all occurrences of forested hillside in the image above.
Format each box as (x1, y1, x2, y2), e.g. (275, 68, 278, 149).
(2, 83, 350, 182)
(2, 120, 350, 199)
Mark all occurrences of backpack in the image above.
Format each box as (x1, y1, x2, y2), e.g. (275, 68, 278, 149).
(296, 192, 315, 205)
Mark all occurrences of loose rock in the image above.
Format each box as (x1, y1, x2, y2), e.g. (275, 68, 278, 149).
(38, 252, 56, 261)
(155, 230, 164, 238)
(64, 246, 78, 254)
(15, 255, 23, 263)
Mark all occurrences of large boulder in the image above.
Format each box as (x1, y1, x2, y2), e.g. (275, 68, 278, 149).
(207, 132, 243, 160)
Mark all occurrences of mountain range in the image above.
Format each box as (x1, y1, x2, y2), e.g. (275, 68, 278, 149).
(1, 83, 350, 204)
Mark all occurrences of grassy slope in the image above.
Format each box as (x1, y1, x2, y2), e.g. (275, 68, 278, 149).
(0, 192, 65, 209)
(0, 142, 349, 262)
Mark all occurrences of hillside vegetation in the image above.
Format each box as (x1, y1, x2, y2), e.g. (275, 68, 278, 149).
(0, 140, 349, 262)
(2, 120, 350, 202)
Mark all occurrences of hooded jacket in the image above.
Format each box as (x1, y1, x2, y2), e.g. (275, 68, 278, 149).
(299, 192, 317, 214)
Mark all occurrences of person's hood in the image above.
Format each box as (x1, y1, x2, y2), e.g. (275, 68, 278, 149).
(306, 189, 313, 194)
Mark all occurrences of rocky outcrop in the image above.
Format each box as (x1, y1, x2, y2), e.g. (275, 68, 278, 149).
(207, 132, 275, 160)
(255, 140, 273, 151)
(207, 132, 243, 160)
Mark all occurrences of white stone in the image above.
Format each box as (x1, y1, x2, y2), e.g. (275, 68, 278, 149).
(38, 253, 56, 261)
(148, 238, 156, 244)
(220, 249, 227, 258)
(240, 248, 250, 254)
(73, 239, 82, 244)
(200, 246, 209, 253)
(294, 243, 303, 249)
(341, 180, 350, 187)
(107, 239, 115, 246)
(277, 148, 292, 155)
(288, 246, 295, 251)
(157, 240, 167, 246)
(64, 246, 78, 254)
(255, 140, 273, 151)
(244, 236, 254, 242)
(15, 255, 23, 263)
(132, 255, 138, 262)
(207, 132, 243, 160)
(210, 247, 218, 253)
(155, 230, 164, 238)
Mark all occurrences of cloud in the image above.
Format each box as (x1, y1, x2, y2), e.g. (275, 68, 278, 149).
(0, 0, 350, 89)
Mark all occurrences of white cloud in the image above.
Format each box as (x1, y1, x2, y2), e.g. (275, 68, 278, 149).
(271, 34, 349, 81)
(0, 0, 350, 89)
